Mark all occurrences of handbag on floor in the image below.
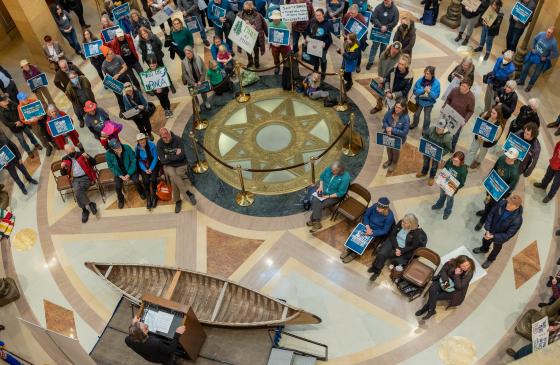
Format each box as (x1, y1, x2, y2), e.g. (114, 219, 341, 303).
(420, 9, 435, 26)
(156, 177, 172, 201)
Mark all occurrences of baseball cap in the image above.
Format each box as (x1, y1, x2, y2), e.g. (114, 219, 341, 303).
(136, 133, 147, 141)
(83, 100, 97, 113)
(108, 139, 121, 150)
(504, 147, 519, 160)
(16, 91, 28, 101)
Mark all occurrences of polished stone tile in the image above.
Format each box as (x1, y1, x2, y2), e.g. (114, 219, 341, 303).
(106, 187, 172, 210)
(512, 240, 541, 289)
(44, 299, 77, 339)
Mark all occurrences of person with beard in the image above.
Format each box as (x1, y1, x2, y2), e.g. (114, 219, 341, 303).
(54, 59, 85, 93)
(240, 1, 268, 68)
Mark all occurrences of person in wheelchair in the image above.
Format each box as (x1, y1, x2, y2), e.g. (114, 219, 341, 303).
(415, 255, 475, 320)
(368, 213, 427, 282)
(340, 196, 395, 264)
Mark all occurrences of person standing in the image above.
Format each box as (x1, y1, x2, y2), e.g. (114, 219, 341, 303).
(16, 92, 54, 156)
(207, 0, 233, 50)
(473, 194, 523, 268)
(65, 70, 95, 128)
(54, 59, 85, 93)
(366, 0, 399, 70)
(110, 28, 144, 76)
(42, 35, 65, 71)
(45, 104, 83, 151)
(145, 57, 173, 118)
(483, 50, 515, 112)
(369, 42, 402, 114)
(181, 46, 211, 110)
(473, 0, 503, 60)
(516, 122, 540, 178)
(170, 17, 195, 60)
(393, 16, 416, 57)
(129, 10, 152, 39)
(177, 0, 211, 46)
(493, 79, 518, 120)
(341, 5, 367, 72)
(102, 48, 139, 114)
(377, 54, 413, 115)
(432, 151, 468, 219)
(466, 105, 506, 169)
(534, 140, 560, 204)
(0, 135, 38, 195)
(0, 95, 40, 159)
(268, 10, 290, 75)
(138, 27, 164, 65)
(508, 98, 540, 134)
(443, 78, 476, 152)
(240, 1, 268, 68)
(58, 0, 90, 28)
(341, 33, 359, 91)
(288, 0, 314, 56)
(411, 66, 440, 132)
(149, 0, 173, 35)
(455, 0, 488, 46)
(50, 4, 84, 58)
(305, 9, 333, 80)
(106, 139, 146, 209)
(82, 29, 106, 80)
(123, 82, 154, 139)
(416, 123, 452, 186)
(517, 26, 559, 92)
(0, 66, 19, 105)
(135, 133, 160, 209)
(382, 99, 410, 173)
(20, 60, 54, 107)
(505, 0, 536, 52)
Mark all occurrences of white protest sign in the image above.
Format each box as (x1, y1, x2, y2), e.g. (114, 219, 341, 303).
(441, 77, 461, 101)
(462, 0, 481, 13)
(306, 38, 324, 57)
(439, 104, 466, 135)
(280, 3, 309, 22)
(532, 316, 549, 353)
(229, 16, 259, 54)
(140, 67, 171, 92)
(436, 168, 461, 196)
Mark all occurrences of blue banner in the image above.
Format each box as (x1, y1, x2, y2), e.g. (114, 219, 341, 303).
(364, 11, 372, 25)
(376, 132, 401, 150)
(343, 17, 368, 41)
(331, 17, 341, 37)
(103, 75, 124, 94)
(47, 115, 75, 138)
(268, 27, 290, 46)
(344, 223, 374, 255)
(213, 6, 226, 28)
(511, 1, 532, 25)
(112, 3, 131, 20)
(369, 27, 392, 45)
(483, 169, 509, 201)
(419, 138, 443, 162)
(369, 79, 385, 97)
(503, 132, 530, 161)
(188, 80, 212, 95)
(21, 100, 45, 121)
(472, 117, 499, 142)
(26, 73, 48, 91)
(101, 26, 120, 43)
(83, 40, 103, 59)
(185, 16, 203, 33)
(0, 145, 15, 170)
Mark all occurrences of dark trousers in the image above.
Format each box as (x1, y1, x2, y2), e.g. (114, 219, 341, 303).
(426, 281, 453, 312)
(114, 92, 125, 113)
(4, 81, 19, 104)
(155, 90, 171, 110)
(313, 49, 328, 74)
(6, 162, 33, 192)
(421, 155, 438, 178)
(541, 166, 560, 200)
(512, 343, 533, 359)
(292, 30, 304, 54)
(480, 237, 503, 262)
(69, 1, 87, 26)
(310, 196, 338, 221)
(115, 173, 144, 201)
(343, 72, 352, 87)
(132, 115, 153, 136)
(506, 22, 525, 52)
(140, 0, 153, 18)
(140, 169, 159, 199)
(478, 194, 498, 225)
(72, 175, 91, 209)
(424, 0, 439, 20)
(370, 240, 409, 273)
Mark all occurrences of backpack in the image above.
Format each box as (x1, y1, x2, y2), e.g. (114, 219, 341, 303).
(302, 185, 317, 211)
(421, 9, 435, 26)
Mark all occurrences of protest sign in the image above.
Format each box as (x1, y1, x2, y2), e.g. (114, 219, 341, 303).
(112, 3, 131, 20)
(344, 17, 368, 40)
(0, 145, 15, 170)
(331, 18, 341, 37)
(344, 223, 374, 255)
(482, 7, 498, 27)
(483, 170, 509, 201)
(472, 117, 499, 143)
(441, 76, 461, 101)
(419, 138, 443, 162)
(21, 101, 45, 121)
(26, 73, 48, 91)
(268, 28, 290, 46)
(436, 168, 461, 196)
(512, 1, 532, 24)
(369, 79, 385, 97)
(461, 0, 481, 12)
(47, 115, 74, 138)
(376, 132, 401, 150)
(369, 27, 391, 45)
(101, 26, 120, 43)
(306, 38, 324, 57)
(439, 104, 466, 135)
(83, 40, 103, 59)
(503, 132, 530, 161)
(280, 4, 309, 22)
(188, 81, 212, 96)
(103, 75, 124, 94)
(152, 5, 175, 26)
(532, 316, 549, 353)
(140, 67, 171, 93)
(185, 16, 203, 33)
(229, 17, 259, 54)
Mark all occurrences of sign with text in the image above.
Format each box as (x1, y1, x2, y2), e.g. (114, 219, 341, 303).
(461, 0, 481, 13)
(369, 27, 391, 45)
(83, 40, 103, 58)
(419, 138, 443, 162)
(503, 132, 530, 161)
(436, 168, 460, 196)
(344, 223, 374, 255)
(211, 5, 226, 27)
(26, 73, 48, 91)
(152, 5, 175, 26)
(280, 4, 309, 22)
(512, 1, 532, 24)
(364, 11, 372, 26)
(344, 17, 368, 40)
(101, 26, 120, 43)
(47, 115, 74, 138)
(188, 80, 212, 95)
(439, 104, 466, 135)
(21, 100, 45, 121)
(0, 145, 15, 170)
(473, 117, 499, 143)
(229, 16, 259, 54)
(441, 76, 461, 101)
(532, 316, 549, 353)
(483, 169, 509, 201)
(331, 17, 341, 37)
(103, 75, 124, 94)
(140, 67, 171, 93)
(306, 38, 324, 57)
(312, 0, 326, 11)
(185, 16, 203, 33)
(376, 132, 401, 150)
(112, 2, 131, 20)
(369, 78, 385, 97)
(268, 27, 290, 46)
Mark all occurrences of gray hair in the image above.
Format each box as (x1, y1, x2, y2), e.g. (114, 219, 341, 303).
(528, 98, 540, 109)
(331, 160, 344, 171)
(503, 50, 514, 60)
(47, 104, 57, 112)
(402, 213, 419, 229)
(461, 56, 473, 66)
(505, 80, 517, 90)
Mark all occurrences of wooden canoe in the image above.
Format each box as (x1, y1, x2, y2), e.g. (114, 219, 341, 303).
(85, 262, 322, 327)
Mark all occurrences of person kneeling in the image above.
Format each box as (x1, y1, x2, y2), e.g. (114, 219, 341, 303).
(368, 213, 427, 282)
(106, 139, 146, 209)
(415, 255, 475, 320)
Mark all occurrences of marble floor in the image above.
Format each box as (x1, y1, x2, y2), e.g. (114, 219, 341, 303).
(0, 0, 559, 364)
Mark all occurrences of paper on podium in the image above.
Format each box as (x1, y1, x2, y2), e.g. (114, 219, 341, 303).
(144, 309, 158, 331)
(144, 309, 174, 333)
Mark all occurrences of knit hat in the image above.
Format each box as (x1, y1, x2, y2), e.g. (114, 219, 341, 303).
(19, 59, 29, 67)
(136, 133, 147, 141)
(16, 91, 28, 101)
(108, 139, 121, 150)
(377, 197, 390, 208)
(83, 100, 97, 113)
(504, 147, 519, 160)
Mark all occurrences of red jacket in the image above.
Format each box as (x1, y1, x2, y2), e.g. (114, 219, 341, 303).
(61, 152, 97, 183)
(109, 34, 139, 61)
(550, 141, 560, 171)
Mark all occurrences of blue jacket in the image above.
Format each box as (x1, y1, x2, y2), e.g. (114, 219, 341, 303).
(362, 206, 395, 237)
(208, 0, 231, 27)
(320, 167, 350, 198)
(524, 31, 559, 72)
(342, 43, 360, 72)
(491, 56, 516, 82)
(413, 76, 440, 107)
(484, 200, 523, 244)
(135, 140, 159, 173)
(382, 108, 410, 143)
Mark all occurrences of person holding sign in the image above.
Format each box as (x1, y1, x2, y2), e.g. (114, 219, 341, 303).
(411, 66, 440, 131)
(59, 0, 90, 28)
(515, 122, 540, 178)
(177, 0, 211, 46)
(482, 50, 514, 112)
(83, 101, 110, 140)
(341, 33, 360, 91)
(16, 92, 54, 156)
(207, 0, 233, 50)
(365, 0, 399, 70)
(20, 60, 55, 108)
(0, 135, 38, 195)
(0, 95, 40, 159)
(369, 42, 403, 114)
(288, 0, 314, 56)
(534, 140, 560, 204)
(110, 28, 144, 77)
(82, 29, 106, 80)
(443, 77, 475, 152)
(393, 16, 416, 57)
(341, 5, 367, 72)
(381, 98, 410, 173)
(517, 26, 559, 92)
(102, 48, 137, 113)
(145, 57, 174, 118)
(149, 0, 174, 35)
(181, 46, 211, 110)
(417, 122, 452, 186)
(506, 320, 560, 359)
(505, 0, 536, 52)
(455, 0, 488, 46)
(305, 9, 333, 79)
(432, 151, 468, 219)
(0, 66, 18, 106)
(326, 0, 344, 20)
(106, 139, 147, 209)
(45, 105, 83, 151)
(381, 54, 413, 115)
(473, 0, 503, 60)
(240, 1, 269, 68)
(54, 59, 85, 93)
(466, 105, 506, 169)
(473, 194, 523, 268)
(268, 10, 290, 75)
(123, 82, 154, 139)
(129, 10, 153, 38)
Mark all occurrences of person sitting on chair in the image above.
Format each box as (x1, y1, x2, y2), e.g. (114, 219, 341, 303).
(125, 316, 185, 365)
(340, 197, 395, 264)
(106, 139, 146, 209)
(415, 255, 475, 320)
(368, 213, 427, 282)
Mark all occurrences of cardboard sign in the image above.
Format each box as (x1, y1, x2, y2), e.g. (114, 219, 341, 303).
(152, 5, 175, 26)
(419, 138, 443, 162)
(343, 17, 368, 40)
(26, 73, 48, 91)
(483, 169, 509, 201)
(344, 223, 374, 255)
(472, 117, 499, 143)
(101, 26, 120, 43)
(481, 7, 498, 27)
(369, 79, 385, 97)
(280, 3, 309, 22)
(312, 0, 326, 11)
(21, 100, 46, 121)
(140, 67, 171, 93)
(441, 76, 461, 101)
(461, 0, 481, 12)
(439, 104, 466, 135)
(436, 168, 461, 196)
(83, 40, 103, 58)
(103, 75, 124, 94)
(306, 38, 324, 57)
(185, 16, 203, 33)
(369, 27, 391, 45)
(229, 16, 259, 54)
(47, 115, 74, 138)
(331, 17, 341, 37)
(376, 132, 401, 150)
(512, 1, 532, 24)
(532, 316, 549, 353)
(503, 132, 530, 161)
(112, 2, 131, 20)
(0, 145, 15, 170)
(188, 80, 212, 95)
(268, 27, 290, 46)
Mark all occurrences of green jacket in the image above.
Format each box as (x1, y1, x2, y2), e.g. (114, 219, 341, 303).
(423, 126, 452, 156)
(444, 159, 468, 189)
(106, 144, 137, 177)
(320, 167, 350, 198)
(493, 155, 520, 192)
(207, 68, 223, 86)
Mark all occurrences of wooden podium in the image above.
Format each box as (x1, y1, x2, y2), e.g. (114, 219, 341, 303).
(138, 293, 207, 360)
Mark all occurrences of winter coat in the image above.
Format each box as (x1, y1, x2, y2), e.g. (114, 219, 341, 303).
(378, 48, 401, 80)
(510, 105, 540, 133)
(393, 22, 416, 56)
(384, 66, 413, 100)
(515, 130, 540, 177)
(54, 63, 84, 92)
(156, 132, 187, 167)
(65, 76, 96, 107)
(61, 152, 97, 182)
(319, 167, 350, 198)
(438, 260, 474, 307)
(106, 144, 138, 177)
(448, 63, 475, 83)
(136, 140, 159, 172)
(109, 33, 140, 61)
(181, 54, 207, 85)
(342, 43, 359, 72)
(371, 2, 399, 31)
(422, 126, 452, 157)
(484, 199, 523, 244)
(413, 76, 440, 108)
(475, 110, 504, 148)
(495, 87, 517, 120)
(139, 34, 165, 63)
(22, 64, 43, 81)
(382, 108, 410, 143)
(207, 0, 231, 27)
(362, 206, 395, 238)
(130, 16, 152, 38)
(0, 104, 26, 133)
(485, 10, 503, 37)
(240, 10, 268, 54)
(385, 220, 427, 258)
(123, 89, 149, 116)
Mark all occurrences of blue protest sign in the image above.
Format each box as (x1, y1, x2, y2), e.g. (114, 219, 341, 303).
(140, 67, 171, 92)
(369, 27, 392, 45)
(268, 27, 290, 46)
(26, 73, 48, 91)
(369, 79, 385, 97)
(503, 132, 530, 161)
(112, 2, 131, 20)
(376, 132, 401, 150)
(364, 11, 372, 26)
(212, 6, 226, 28)
(483, 169, 509, 201)
(83, 40, 103, 59)
(47, 115, 75, 138)
(344, 223, 374, 255)
(103, 75, 124, 94)
(331, 17, 341, 37)
(21, 100, 45, 121)
(419, 138, 443, 162)
(101, 26, 120, 43)
(0, 145, 15, 170)
(188, 80, 212, 95)
(344, 18, 368, 40)
(511, 1, 532, 24)
(472, 117, 499, 142)
(185, 16, 202, 33)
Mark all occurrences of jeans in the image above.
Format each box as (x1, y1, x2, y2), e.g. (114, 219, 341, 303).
(541, 165, 560, 199)
(421, 155, 438, 178)
(519, 60, 546, 86)
(196, 15, 208, 41)
(506, 22, 525, 51)
(480, 237, 503, 262)
(6, 162, 33, 192)
(413, 104, 433, 132)
(479, 26, 495, 54)
(14, 128, 39, 153)
(62, 29, 82, 54)
(512, 344, 533, 360)
(368, 42, 387, 65)
(451, 125, 463, 152)
(434, 188, 454, 215)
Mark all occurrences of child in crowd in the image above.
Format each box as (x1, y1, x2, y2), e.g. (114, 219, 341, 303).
(303, 72, 329, 100)
(342, 33, 359, 92)
(210, 36, 232, 61)
(217, 45, 234, 74)
(207, 60, 231, 96)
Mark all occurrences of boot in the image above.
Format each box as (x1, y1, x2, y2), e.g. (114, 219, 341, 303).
(45, 144, 53, 157)
(247, 55, 254, 68)
(254, 52, 260, 69)
(461, 36, 470, 46)
(454, 32, 463, 42)
(147, 194, 152, 209)
(151, 194, 158, 208)
(415, 304, 429, 316)
(421, 310, 436, 320)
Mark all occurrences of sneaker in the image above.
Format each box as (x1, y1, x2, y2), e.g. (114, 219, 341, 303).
(28, 178, 38, 185)
(469, 161, 480, 169)
(118, 199, 124, 209)
(483, 53, 490, 61)
(474, 222, 483, 231)
(525, 84, 533, 92)
(175, 200, 182, 213)
(387, 165, 395, 173)
(505, 348, 516, 358)
(543, 196, 553, 203)
(534, 182, 546, 189)
(342, 252, 357, 263)
(481, 260, 492, 269)
(443, 211, 451, 220)
(186, 191, 197, 206)
(204, 102, 211, 110)
(473, 46, 483, 52)
(515, 79, 524, 86)
(46, 145, 53, 156)
(365, 63, 373, 70)
(382, 161, 391, 169)
(21, 187, 28, 195)
(537, 302, 549, 308)
(35, 144, 43, 151)
(370, 106, 382, 114)
(431, 204, 443, 210)
(369, 272, 379, 282)
(454, 34, 463, 42)
(415, 305, 429, 316)
(472, 247, 487, 254)
(309, 222, 322, 233)
(415, 172, 427, 178)
(339, 250, 350, 259)
(367, 266, 376, 273)
(547, 121, 559, 128)
(421, 310, 436, 320)
(89, 202, 97, 215)
(475, 210, 484, 217)
(306, 221, 314, 227)
(81, 209, 90, 223)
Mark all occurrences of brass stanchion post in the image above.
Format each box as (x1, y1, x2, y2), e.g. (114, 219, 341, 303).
(310, 156, 317, 184)
(342, 113, 362, 156)
(235, 61, 250, 103)
(235, 165, 254, 206)
(189, 131, 208, 174)
(334, 68, 348, 112)
(289, 53, 295, 93)
(191, 93, 208, 131)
